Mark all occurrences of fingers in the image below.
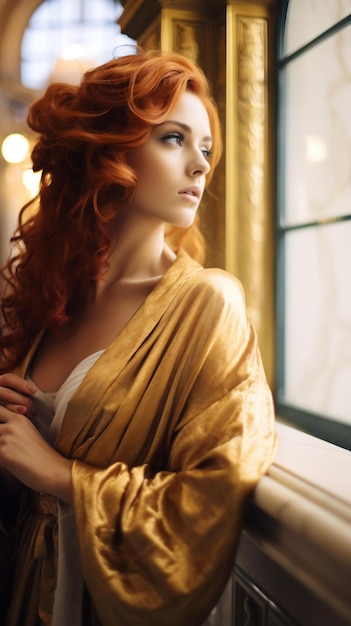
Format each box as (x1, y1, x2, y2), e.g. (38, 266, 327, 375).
(0, 410, 32, 473)
(0, 404, 22, 428)
(0, 373, 36, 397)
(0, 373, 37, 420)
(0, 400, 37, 422)
(4, 403, 36, 420)
(0, 405, 38, 434)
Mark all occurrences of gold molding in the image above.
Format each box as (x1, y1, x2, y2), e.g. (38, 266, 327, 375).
(159, 9, 213, 57)
(174, 21, 200, 61)
(137, 17, 161, 50)
(236, 14, 267, 311)
(119, 0, 160, 41)
(226, 2, 276, 384)
(226, 0, 277, 5)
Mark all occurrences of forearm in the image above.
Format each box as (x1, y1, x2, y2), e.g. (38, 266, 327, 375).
(42, 455, 74, 506)
(0, 398, 76, 504)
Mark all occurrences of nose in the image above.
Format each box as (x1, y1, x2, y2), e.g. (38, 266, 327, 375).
(187, 149, 211, 177)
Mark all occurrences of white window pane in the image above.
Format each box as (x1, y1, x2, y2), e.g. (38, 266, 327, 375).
(84, 0, 122, 21)
(282, 221, 351, 424)
(285, 0, 351, 56)
(23, 28, 62, 58)
(29, 0, 58, 26)
(283, 25, 351, 226)
(59, 0, 81, 22)
(20, 0, 135, 89)
(21, 60, 54, 90)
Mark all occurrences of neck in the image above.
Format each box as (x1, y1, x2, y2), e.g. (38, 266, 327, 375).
(96, 211, 177, 294)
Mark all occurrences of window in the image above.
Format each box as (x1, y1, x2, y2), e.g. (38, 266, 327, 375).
(276, 0, 351, 450)
(21, 0, 135, 90)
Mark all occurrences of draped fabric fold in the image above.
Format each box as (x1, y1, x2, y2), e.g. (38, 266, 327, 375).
(0, 249, 277, 626)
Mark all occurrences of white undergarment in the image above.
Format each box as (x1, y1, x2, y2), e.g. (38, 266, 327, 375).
(28, 350, 104, 626)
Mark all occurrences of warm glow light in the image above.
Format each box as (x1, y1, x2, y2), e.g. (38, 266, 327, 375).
(62, 43, 85, 60)
(22, 169, 41, 197)
(1, 133, 29, 163)
(50, 55, 95, 84)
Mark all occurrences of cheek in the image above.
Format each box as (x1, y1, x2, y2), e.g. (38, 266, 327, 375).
(136, 168, 159, 194)
(133, 158, 158, 186)
(142, 159, 170, 189)
(130, 147, 177, 194)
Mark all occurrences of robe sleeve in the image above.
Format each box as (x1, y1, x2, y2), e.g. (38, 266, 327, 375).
(72, 269, 278, 626)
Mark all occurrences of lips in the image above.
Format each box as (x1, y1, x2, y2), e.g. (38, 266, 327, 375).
(178, 186, 201, 200)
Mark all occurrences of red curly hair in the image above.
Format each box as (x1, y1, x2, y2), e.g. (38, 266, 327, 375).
(0, 49, 222, 373)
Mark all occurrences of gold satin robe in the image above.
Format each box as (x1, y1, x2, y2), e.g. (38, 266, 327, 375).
(0, 249, 277, 626)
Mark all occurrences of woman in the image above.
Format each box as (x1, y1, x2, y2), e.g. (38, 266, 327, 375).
(0, 50, 277, 626)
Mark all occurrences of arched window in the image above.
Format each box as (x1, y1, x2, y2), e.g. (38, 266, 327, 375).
(276, 0, 351, 449)
(21, 0, 135, 90)
(0, 0, 135, 262)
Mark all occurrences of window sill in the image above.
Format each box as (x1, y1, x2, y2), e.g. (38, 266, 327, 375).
(262, 419, 351, 530)
(235, 421, 351, 625)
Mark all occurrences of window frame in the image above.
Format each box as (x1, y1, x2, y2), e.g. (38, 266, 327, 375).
(275, 0, 351, 451)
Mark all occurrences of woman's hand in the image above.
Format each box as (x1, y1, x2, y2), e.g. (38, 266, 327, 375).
(0, 375, 73, 505)
(0, 373, 37, 419)
(0, 373, 37, 496)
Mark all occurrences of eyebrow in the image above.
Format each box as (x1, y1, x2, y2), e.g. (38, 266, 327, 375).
(160, 120, 213, 143)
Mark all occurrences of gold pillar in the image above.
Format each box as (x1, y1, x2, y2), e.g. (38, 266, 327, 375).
(119, 1, 220, 70)
(225, 0, 278, 385)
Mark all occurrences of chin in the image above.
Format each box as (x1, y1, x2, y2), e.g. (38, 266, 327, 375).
(172, 210, 198, 228)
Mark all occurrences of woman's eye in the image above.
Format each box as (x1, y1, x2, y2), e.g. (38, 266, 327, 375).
(201, 147, 213, 158)
(161, 132, 213, 158)
(162, 132, 184, 146)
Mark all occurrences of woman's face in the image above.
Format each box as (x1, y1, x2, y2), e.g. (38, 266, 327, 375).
(127, 91, 212, 228)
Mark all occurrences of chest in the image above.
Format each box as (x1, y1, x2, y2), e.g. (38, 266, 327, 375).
(30, 282, 156, 392)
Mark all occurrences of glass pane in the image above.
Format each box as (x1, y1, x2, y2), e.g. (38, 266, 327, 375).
(21, 0, 135, 90)
(28, 0, 58, 25)
(282, 221, 351, 424)
(282, 25, 351, 226)
(21, 61, 54, 91)
(85, 0, 122, 21)
(59, 0, 81, 22)
(22, 27, 62, 58)
(285, 0, 351, 56)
